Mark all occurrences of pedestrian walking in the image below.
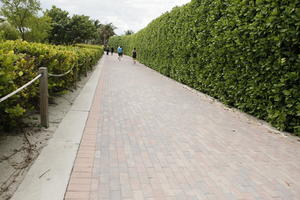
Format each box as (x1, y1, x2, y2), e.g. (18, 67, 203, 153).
(117, 46, 123, 61)
(105, 46, 110, 55)
(111, 47, 114, 55)
(132, 48, 137, 64)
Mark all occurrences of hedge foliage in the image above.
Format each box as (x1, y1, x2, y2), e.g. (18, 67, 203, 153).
(75, 43, 103, 50)
(0, 40, 103, 129)
(109, 0, 300, 135)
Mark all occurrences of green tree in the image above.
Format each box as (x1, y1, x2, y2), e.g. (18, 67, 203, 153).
(25, 15, 52, 42)
(45, 6, 70, 44)
(0, 0, 41, 40)
(124, 30, 134, 35)
(98, 23, 116, 45)
(67, 14, 97, 44)
(93, 19, 101, 28)
(46, 6, 100, 44)
(0, 21, 20, 39)
(0, 16, 5, 22)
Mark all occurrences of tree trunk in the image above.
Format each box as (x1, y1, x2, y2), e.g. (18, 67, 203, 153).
(18, 27, 25, 40)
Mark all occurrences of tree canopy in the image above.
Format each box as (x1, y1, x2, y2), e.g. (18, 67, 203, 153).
(97, 23, 116, 45)
(124, 30, 134, 35)
(45, 6, 70, 44)
(45, 6, 116, 45)
(0, 0, 41, 40)
(0, 1, 118, 44)
(0, 21, 20, 40)
(68, 14, 97, 44)
(24, 15, 52, 42)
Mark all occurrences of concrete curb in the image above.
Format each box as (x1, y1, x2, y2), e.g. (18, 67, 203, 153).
(11, 58, 104, 200)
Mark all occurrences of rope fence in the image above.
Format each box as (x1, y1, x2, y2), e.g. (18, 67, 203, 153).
(48, 65, 75, 77)
(0, 74, 42, 103)
(0, 64, 82, 128)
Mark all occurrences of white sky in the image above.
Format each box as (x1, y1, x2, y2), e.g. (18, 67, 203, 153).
(39, 0, 191, 35)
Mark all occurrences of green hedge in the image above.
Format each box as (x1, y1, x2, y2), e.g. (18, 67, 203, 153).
(109, 0, 300, 135)
(75, 44, 103, 50)
(0, 40, 103, 129)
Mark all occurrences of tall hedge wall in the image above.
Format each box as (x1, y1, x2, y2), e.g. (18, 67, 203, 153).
(109, 0, 300, 135)
(0, 41, 103, 129)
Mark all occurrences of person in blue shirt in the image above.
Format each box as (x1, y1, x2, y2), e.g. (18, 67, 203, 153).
(117, 46, 123, 60)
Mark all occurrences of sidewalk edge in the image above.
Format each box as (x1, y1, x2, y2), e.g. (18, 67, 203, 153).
(11, 58, 105, 200)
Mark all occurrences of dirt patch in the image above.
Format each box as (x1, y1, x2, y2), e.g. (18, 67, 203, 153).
(0, 69, 95, 200)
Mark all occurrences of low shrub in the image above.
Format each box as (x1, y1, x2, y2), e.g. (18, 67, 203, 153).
(75, 43, 103, 50)
(0, 40, 103, 130)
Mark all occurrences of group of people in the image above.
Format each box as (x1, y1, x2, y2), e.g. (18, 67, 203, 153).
(105, 46, 137, 64)
(105, 46, 115, 55)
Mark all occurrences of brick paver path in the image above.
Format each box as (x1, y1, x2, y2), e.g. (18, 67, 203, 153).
(65, 55, 300, 200)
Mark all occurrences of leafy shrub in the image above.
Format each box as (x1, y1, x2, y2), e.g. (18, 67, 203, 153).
(109, 0, 300, 135)
(0, 22, 20, 40)
(75, 44, 103, 50)
(0, 40, 103, 130)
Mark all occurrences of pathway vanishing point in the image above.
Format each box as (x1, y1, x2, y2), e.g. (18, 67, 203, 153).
(16, 54, 300, 200)
(65, 55, 300, 200)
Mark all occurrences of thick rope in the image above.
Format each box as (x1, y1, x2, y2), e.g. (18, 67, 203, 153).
(48, 66, 75, 77)
(0, 74, 42, 103)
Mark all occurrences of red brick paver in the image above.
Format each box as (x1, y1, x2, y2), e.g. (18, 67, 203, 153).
(65, 55, 300, 200)
(64, 61, 104, 200)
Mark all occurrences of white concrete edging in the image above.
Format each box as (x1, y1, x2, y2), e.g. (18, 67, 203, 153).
(11, 58, 104, 200)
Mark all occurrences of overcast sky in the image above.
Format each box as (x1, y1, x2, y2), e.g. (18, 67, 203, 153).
(39, 0, 191, 35)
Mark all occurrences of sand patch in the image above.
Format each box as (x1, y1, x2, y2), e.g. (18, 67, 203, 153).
(0, 70, 95, 200)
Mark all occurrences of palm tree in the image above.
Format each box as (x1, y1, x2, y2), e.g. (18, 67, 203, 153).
(93, 19, 101, 28)
(124, 30, 134, 35)
(98, 23, 116, 45)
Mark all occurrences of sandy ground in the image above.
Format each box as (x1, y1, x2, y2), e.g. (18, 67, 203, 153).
(0, 69, 95, 200)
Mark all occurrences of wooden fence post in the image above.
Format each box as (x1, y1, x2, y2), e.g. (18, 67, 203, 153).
(89, 58, 93, 70)
(85, 64, 87, 77)
(73, 66, 77, 89)
(39, 67, 49, 128)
